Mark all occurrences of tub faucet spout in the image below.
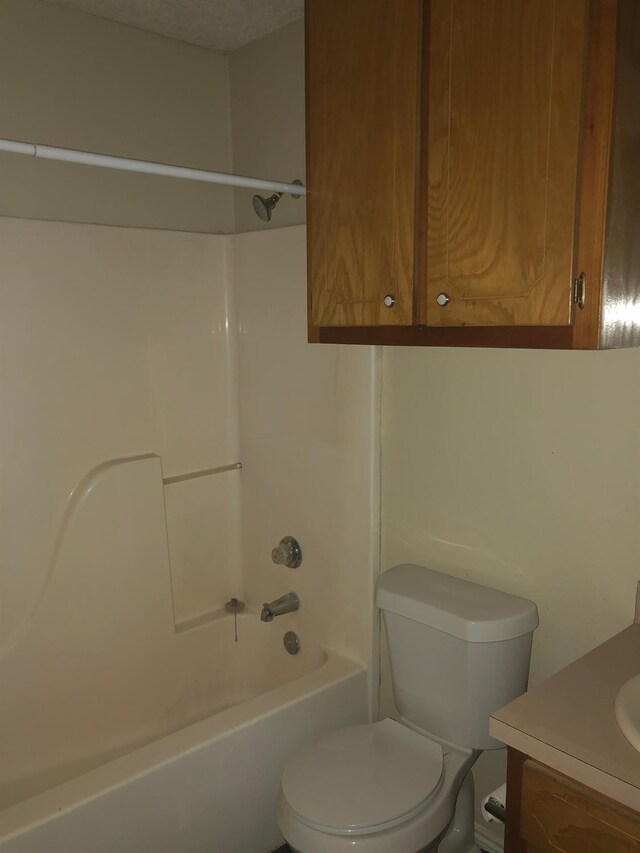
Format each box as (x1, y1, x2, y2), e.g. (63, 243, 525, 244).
(261, 592, 300, 622)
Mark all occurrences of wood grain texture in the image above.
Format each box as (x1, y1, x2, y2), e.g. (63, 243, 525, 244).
(306, 0, 623, 350)
(521, 760, 640, 853)
(505, 748, 529, 853)
(305, 0, 420, 328)
(422, 0, 587, 327)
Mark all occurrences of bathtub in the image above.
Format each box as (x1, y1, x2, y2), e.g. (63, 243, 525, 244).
(0, 612, 368, 853)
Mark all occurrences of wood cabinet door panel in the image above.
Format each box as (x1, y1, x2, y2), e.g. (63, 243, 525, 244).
(423, 0, 587, 327)
(306, 0, 419, 327)
(521, 760, 640, 853)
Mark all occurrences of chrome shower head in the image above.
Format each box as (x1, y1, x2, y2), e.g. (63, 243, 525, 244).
(252, 179, 303, 222)
(252, 191, 283, 222)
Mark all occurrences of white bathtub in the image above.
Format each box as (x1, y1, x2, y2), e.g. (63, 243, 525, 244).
(0, 613, 368, 852)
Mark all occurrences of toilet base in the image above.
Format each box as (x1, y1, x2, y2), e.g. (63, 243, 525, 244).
(437, 771, 481, 853)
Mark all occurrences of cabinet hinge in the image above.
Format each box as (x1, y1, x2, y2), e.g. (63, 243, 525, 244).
(573, 272, 586, 310)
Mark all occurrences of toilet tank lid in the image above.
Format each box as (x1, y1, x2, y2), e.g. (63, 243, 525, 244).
(376, 564, 539, 642)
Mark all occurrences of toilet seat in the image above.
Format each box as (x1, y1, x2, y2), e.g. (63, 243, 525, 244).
(280, 719, 444, 835)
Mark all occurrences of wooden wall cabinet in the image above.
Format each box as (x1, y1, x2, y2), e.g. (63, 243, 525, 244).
(505, 750, 640, 853)
(305, 0, 640, 349)
(305, 0, 419, 329)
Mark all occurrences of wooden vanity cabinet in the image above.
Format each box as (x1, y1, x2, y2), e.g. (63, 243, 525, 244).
(505, 749, 640, 853)
(305, 0, 640, 349)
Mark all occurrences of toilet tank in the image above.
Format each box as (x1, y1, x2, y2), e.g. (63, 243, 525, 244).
(376, 564, 538, 750)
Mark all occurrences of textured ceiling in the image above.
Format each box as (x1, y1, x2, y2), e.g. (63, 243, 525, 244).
(44, 0, 304, 52)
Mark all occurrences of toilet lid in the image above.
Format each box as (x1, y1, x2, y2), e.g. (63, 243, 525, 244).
(281, 719, 444, 834)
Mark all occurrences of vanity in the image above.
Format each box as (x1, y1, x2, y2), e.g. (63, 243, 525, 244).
(490, 622, 640, 851)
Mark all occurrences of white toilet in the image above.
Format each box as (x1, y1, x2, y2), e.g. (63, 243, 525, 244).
(276, 563, 538, 853)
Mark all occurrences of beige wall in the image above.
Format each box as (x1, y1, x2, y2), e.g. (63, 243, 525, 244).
(381, 345, 640, 840)
(230, 19, 306, 232)
(0, 1, 306, 234)
(0, 0, 234, 232)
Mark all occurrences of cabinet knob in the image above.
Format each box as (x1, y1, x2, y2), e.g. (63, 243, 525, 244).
(383, 294, 396, 308)
(436, 292, 450, 307)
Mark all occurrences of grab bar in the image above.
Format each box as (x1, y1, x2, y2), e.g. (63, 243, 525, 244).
(163, 462, 242, 485)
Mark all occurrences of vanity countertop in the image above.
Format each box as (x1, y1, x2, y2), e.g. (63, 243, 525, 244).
(490, 622, 640, 812)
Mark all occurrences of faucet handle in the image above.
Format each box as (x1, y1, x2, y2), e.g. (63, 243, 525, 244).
(271, 535, 302, 568)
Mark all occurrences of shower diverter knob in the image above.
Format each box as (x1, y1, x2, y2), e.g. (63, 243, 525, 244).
(271, 536, 302, 569)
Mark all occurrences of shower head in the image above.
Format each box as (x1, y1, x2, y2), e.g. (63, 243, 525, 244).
(252, 191, 283, 222)
(252, 179, 303, 222)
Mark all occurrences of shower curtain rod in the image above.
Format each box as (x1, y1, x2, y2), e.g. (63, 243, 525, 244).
(0, 138, 307, 196)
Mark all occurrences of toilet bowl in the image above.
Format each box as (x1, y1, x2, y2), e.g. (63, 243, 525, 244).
(277, 564, 539, 853)
(276, 719, 479, 853)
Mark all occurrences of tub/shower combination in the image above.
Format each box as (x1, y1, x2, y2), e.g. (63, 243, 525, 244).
(0, 456, 369, 852)
(0, 611, 368, 852)
(1, 218, 376, 852)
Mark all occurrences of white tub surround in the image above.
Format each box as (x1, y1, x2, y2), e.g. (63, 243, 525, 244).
(0, 219, 378, 851)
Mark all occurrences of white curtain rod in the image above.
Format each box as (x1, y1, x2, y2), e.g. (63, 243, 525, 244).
(0, 138, 307, 196)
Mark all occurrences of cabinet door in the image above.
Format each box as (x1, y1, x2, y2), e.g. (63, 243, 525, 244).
(306, 0, 420, 328)
(520, 760, 640, 852)
(421, 0, 588, 327)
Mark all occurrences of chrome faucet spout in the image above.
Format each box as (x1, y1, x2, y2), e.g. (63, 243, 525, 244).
(261, 592, 300, 622)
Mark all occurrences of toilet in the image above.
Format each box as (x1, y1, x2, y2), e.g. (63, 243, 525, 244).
(276, 563, 538, 853)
